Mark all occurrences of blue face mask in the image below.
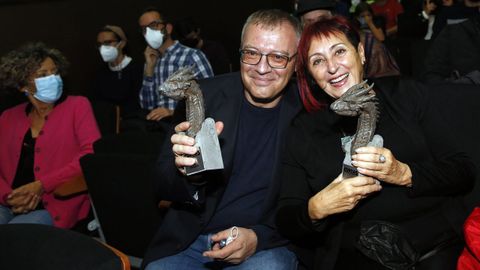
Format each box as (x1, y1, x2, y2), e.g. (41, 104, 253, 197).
(33, 74, 63, 103)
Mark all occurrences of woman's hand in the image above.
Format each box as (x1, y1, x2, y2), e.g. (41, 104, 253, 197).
(352, 146, 412, 186)
(7, 180, 44, 213)
(308, 174, 382, 220)
(10, 194, 41, 214)
(171, 121, 224, 175)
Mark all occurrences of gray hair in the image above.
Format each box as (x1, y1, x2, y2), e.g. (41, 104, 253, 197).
(240, 9, 302, 47)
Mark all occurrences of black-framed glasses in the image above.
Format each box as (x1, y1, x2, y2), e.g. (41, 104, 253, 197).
(239, 49, 297, 69)
(141, 20, 165, 34)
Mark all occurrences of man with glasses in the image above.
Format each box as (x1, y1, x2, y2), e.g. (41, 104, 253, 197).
(138, 7, 213, 123)
(142, 9, 302, 270)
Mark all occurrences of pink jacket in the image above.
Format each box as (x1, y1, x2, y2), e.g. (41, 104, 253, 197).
(0, 96, 101, 228)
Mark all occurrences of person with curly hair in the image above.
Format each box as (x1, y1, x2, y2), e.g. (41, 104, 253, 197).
(0, 42, 101, 228)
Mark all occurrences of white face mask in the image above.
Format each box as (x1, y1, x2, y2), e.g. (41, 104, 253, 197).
(144, 27, 164, 49)
(99, 45, 119, 63)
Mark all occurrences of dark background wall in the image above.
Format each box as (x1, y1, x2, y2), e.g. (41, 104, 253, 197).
(0, 0, 293, 96)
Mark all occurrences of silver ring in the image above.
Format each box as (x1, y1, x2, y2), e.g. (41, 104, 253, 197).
(379, 154, 386, 163)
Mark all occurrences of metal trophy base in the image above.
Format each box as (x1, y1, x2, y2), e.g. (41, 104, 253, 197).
(341, 134, 384, 179)
(185, 118, 224, 175)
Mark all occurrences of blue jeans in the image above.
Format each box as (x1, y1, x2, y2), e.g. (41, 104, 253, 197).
(0, 204, 53, 225)
(145, 234, 297, 270)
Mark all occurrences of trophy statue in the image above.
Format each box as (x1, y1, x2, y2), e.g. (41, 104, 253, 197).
(158, 66, 224, 175)
(330, 80, 383, 179)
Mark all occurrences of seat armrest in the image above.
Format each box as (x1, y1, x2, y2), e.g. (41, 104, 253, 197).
(53, 174, 88, 198)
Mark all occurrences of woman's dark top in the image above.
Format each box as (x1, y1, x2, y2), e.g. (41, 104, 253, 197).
(11, 130, 35, 189)
(276, 77, 475, 269)
(11, 129, 44, 211)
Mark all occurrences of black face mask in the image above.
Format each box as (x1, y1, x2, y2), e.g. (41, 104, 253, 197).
(182, 38, 200, 48)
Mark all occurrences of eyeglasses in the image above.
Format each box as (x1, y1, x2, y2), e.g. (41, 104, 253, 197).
(239, 49, 297, 69)
(96, 39, 119, 48)
(141, 20, 165, 34)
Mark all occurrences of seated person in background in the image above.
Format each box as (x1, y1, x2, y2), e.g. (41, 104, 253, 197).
(0, 42, 101, 228)
(92, 25, 143, 133)
(355, 2, 386, 42)
(371, 0, 404, 36)
(355, 2, 401, 78)
(138, 7, 213, 122)
(431, 0, 479, 40)
(276, 16, 475, 270)
(176, 16, 231, 75)
(142, 9, 302, 270)
(295, 0, 336, 26)
(422, 14, 480, 84)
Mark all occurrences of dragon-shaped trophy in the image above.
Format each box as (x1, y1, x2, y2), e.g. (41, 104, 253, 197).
(330, 80, 383, 178)
(159, 66, 223, 175)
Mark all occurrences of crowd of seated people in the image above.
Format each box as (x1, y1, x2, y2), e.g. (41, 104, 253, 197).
(0, 3, 479, 270)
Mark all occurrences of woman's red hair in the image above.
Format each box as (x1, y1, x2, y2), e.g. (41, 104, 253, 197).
(296, 16, 360, 112)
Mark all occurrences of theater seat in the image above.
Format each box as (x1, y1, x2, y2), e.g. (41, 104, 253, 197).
(428, 83, 480, 212)
(0, 223, 130, 270)
(80, 151, 163, 263)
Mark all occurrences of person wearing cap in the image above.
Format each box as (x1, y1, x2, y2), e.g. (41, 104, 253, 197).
(92, 25, 143, 133)
(138, 7, 214, 122)
(296, 0, 336, 26)
(295, 0, 351, 25)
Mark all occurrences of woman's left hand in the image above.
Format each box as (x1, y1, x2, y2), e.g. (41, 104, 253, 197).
(352, 146, 412, 186)
(8, 181, 44, 213)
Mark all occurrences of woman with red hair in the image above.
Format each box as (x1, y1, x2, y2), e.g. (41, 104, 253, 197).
(276, 16, 475, 270)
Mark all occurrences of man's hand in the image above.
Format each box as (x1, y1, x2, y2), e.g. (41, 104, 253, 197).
(144, 46, 160, 77)
(364, 14, 374, 26)
(171, 121, 224, 174)
(146, 107, 173, 121)
(203, 227, 257, 264)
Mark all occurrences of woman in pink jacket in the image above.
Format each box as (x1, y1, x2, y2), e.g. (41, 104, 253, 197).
(0, 42, 101, 228)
